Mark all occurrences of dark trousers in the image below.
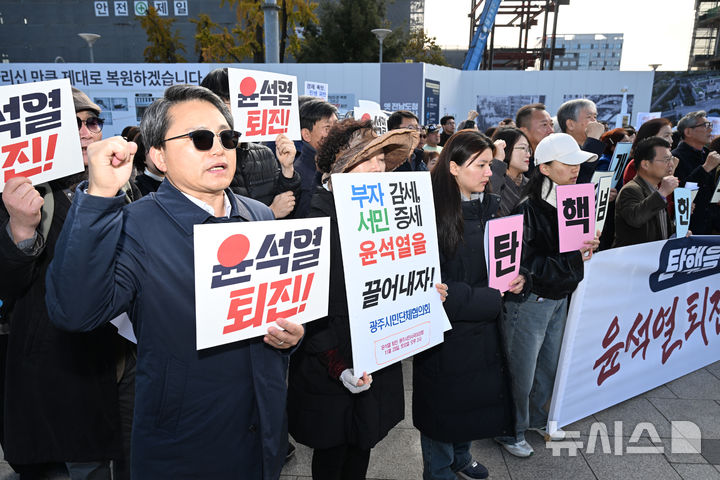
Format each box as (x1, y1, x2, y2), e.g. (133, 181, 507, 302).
(311, 444, 371, 480)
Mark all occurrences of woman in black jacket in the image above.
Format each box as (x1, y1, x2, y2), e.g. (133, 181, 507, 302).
(496, 133, 600, 458)
(413, 130, 525, 480)
(288, 119, 446, 480)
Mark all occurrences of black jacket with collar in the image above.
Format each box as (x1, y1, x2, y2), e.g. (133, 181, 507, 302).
(230, 142, 301, 210)
(512, 186, 585, 300)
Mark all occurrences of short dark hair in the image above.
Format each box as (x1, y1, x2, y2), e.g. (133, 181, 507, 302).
(387, 110, 418, 131)
(200, 68, 230, 101)
(140, 84, 232, 151)
(299, 99, 338, 132)
(515, 103, 546, 129)
(634, 137, 671, 169)
(440, 115, 455, 126)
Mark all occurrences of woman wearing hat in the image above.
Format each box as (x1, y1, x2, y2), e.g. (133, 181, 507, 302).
(413, 130, 522, 480)
(496, 133, 600, 458)
(287, 119, 446, 480)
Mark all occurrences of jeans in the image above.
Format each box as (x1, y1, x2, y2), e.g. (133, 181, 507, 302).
(420, 434, 472, 480)
(500, 293, 568, 442)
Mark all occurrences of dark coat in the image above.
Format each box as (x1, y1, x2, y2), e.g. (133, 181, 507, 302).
(133, 173, 162, 196)
(672, 141, 719, 235)
(413, 194, 514, 443)
(512, 187, 585, 300)
(231, 142, 301, 209)
(288, 188, 404, 450)
(0, 184, 122, 465)
(613, 176, 674, 248)
(46, 181, 289, 480)
(293, 141, 320, 218)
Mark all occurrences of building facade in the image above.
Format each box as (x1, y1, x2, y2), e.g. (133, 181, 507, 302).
(540, 33, 623, 71)
(689, 0, 720, 70)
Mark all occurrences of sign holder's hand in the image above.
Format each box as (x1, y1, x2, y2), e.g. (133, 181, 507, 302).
(265, 317, 304, 350)
(2, 177, 44, 244)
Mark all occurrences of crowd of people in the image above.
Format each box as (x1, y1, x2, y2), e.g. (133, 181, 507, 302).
(0, 67, 719, 480)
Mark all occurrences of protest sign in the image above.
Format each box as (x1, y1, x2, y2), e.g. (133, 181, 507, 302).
(711, 176, 720, 204)
(709, 117, 720, 137)
(634, 111, 661, 128)
(0, 78, 83, 192)
(590, 170, 613, 185)
(193, 218, 330, 350)
(674, 187, 691, 238)
(608, 142, 633, 189)
(556, 183, 596, 253)
(684, 181, 699, 204)
(594, 174, 613, 234)
(484, 215, 523, 293)
(304, 81, 328, 102)
(332, 172, 448, 374)
(549, 236, 720, 433)
(227, 68, 300, 142)
(354, 100, 388, 134)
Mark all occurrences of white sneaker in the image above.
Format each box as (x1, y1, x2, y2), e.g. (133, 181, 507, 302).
(528, 426, 566, 441)
(496, 439, 534, 458)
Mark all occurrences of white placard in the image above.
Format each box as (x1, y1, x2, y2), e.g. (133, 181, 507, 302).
(710, 176, 720, 204)
(549, 236, 720, 433)
(608, 142, 633, 189)
(304, 81, 328, 102)
(634, 111, 661, 128)
(193, 218, 330, 350)
(0, 78, 83, 192)
(331, 172, 449, 374)
(227, 68, 301, 142)
(595, 174, 613, 234)
(354, 100, 388, 134)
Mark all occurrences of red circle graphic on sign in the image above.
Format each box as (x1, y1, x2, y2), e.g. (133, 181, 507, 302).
(239, 77, 257, 97)
(217, 234, 250, 268)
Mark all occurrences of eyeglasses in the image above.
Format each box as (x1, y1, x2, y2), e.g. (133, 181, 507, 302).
(77, 116, 104, 133)
(419, 134, 427, 139)
(691, 122, 713, 130)
(404, 125, 420, 131)
(162, 129, 241, 151)
(514, 146, 532, 154)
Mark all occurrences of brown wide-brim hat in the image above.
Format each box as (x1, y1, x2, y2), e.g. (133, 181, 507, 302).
(331, 128, 419, 174)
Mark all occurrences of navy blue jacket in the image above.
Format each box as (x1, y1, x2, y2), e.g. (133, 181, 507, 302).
(46, 181, 289, 480)
(293, 141, 320, 218)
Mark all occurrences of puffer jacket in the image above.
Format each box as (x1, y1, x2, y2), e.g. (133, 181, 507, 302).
(230, 142, 301, 209)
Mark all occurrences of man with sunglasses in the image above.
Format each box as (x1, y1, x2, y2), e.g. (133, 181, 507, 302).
(1, 88, 134, 479)
(46, 84, 304, 479)
(673, 110, 720, 234)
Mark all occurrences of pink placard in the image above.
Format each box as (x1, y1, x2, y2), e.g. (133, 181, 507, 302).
(556, 183, 596, 253)
(484, 214, 523, 293)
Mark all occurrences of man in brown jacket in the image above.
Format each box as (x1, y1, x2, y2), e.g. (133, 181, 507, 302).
(613, 137, 679, 248)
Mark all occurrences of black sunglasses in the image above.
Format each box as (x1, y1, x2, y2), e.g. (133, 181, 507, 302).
(162, 129, 241, 151)
(77, 116, 104, 133)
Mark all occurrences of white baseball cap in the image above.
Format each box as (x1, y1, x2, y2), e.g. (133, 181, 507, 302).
(534, 133, 597, 166)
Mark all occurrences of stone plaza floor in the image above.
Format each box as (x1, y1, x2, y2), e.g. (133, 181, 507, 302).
(2, 359, 719, 479)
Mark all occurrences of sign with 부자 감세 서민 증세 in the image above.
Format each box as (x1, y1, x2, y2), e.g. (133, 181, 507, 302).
(0, 78, 83, 192)
(331, 171, 449, 375)
(549, 236, 720, 434)
(193, 217, 330, 350)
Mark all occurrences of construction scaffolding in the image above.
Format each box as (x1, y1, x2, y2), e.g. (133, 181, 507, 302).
(689, 0, 720, 70)
(466, 0, 569, 70)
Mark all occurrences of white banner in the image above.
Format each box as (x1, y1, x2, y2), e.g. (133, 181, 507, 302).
(0, 78, 83, 192)
(304, 81, 329, 102)
(193, 218, 330, 350)
(332, 172, 448, 374)
(0, 64, 209, 138)
(228, 68, 301, 142)
(549, 236, 720, 432)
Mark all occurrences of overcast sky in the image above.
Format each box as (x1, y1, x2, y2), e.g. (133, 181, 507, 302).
(424, 0, 697, 71)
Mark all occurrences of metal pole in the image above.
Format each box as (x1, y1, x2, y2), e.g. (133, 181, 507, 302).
(549, 0, 560, 70)
(88, 45, 95, 63)
(540, 0, 550, 70)
(262, 0, 280, 63)
(379, 39, 384, 63)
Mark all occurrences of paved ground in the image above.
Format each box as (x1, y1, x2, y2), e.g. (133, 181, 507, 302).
(2, 359, 719, 479)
